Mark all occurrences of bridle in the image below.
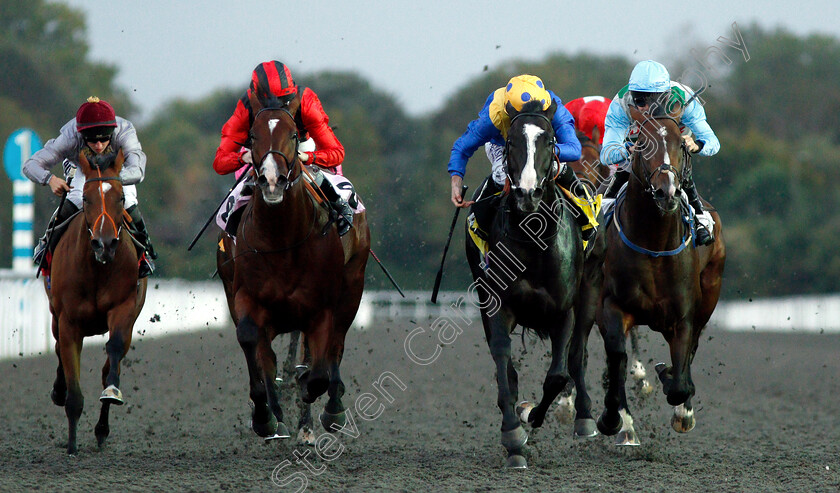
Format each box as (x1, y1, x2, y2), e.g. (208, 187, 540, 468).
(504, 112, 560, 194)
(630, 114, 690, 199)
(84, 167, 123, 240)
(251, 106, 302, 190)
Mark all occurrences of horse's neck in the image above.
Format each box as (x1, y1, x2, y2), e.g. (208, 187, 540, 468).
(250, 184, 315, 240)
(623, 180, 684, 248)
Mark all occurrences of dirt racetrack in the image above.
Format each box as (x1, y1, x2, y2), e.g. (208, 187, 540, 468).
(1, 319, 839, 492)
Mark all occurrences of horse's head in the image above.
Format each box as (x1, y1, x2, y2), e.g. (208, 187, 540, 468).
(78, 147, 125, 263)
(629, 106, 687, 213)
(505, 100, 559, 213)
(248, 87, 302, 205)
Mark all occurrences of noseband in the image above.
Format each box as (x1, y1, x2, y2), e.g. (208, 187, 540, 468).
(252, 106, 302, 190)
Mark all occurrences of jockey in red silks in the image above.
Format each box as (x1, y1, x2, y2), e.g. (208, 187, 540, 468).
(213, 60, 354, 235)
(565, 96, 611, 144)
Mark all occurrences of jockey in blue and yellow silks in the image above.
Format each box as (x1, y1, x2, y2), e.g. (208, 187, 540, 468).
(600, 60, 720, 245)
(448, 75, 596, 240)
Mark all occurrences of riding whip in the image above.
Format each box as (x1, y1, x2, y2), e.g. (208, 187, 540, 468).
(369, 249, 405, 298)
(431, 185, 467, 304)
(37, 171, 74, 279)
(187, 163, 253, 251)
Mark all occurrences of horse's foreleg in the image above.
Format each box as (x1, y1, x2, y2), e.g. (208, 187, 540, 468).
(236, 314, 277, 438)
(291, 332, 315, 445)
(58, 321, 83, 455)
(300, 312, 334, 404)
(529, 310, 574, 429)
(566, 302, 598, 438)
(597, 297, 633, 442)
(659, 321, 696, 406)
(96, 303, 136, 447)
(485, 311, 527, 468)
(51, 337, 67, 407)
(628, 328, 653, 397)
(256, 335, 290, 440)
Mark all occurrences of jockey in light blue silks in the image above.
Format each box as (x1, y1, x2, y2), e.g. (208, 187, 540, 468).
(448, 75, 596, 241)
(600, 60, 720, 246)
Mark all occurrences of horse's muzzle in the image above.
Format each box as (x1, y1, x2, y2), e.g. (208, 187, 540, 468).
(258, 175, 287, 205)
(91, 237, 118, 264)
(513, 187, 543, 213)
(653, 187, 680, 213)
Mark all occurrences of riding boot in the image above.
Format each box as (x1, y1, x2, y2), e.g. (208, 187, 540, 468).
(470, 175, 504, 233)
(317, 176, 353, 236)
(34, 201, 80, 266)
(555, 163, 596, 241)
(603, 169, 630, 199)
(126, 204, 157, 278)
(683, 175, 714, 246)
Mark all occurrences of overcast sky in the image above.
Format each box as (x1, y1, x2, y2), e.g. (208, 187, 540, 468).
(60, 0, 839, 120)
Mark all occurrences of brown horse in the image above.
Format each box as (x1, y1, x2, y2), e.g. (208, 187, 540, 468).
(595, 107, 725, 445)
(46, 149, 148, 455)
(568, 128, 610, 195)
(217, 87, 370, 441)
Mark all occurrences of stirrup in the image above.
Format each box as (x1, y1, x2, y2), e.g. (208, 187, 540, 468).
(138, 254, 155, 278)
(694, 225, 714, 246)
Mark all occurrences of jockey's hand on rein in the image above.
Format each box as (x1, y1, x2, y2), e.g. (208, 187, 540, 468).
(239, 150, 253, 165)
(450, 175, 473, 208)
(682, 135, 701, 153)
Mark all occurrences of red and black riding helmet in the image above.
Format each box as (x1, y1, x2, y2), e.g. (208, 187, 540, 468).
(249, 61, 298, 99)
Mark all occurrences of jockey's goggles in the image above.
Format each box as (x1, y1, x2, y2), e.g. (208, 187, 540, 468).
(82, 128, 113, 143)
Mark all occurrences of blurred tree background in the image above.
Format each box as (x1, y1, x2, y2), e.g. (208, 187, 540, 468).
(2, 2, 838, 298)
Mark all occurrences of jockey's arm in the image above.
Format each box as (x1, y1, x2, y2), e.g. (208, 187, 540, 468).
(116, 118, 146, 185)
(601, 100, 633, 168)
(299, 89, 345, 168)
(213, 101, 251, 175)
(550, 100, 581, 162)
(681, 99, 720, 157)
(447, 96, 499, 178)
(22, 120, 77, 186)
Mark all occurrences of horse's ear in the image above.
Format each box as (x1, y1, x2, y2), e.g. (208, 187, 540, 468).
(591, 124, 601, 144)
(247, 85, 263, 114)
(77, 149, 92, 175)
(545, 99, 557, 119)
(114, 149, 125, 174)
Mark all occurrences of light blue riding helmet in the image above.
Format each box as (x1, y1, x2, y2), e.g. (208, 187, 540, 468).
(628, 60, 670, 93)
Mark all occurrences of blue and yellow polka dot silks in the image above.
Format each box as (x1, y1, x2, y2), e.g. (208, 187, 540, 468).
(504, 75, 551, 112)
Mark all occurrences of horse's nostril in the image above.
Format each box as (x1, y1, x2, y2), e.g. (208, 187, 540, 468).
(514, 188, 525, 199)
(533, 188, 544, 200)
(257, 175, 268, 186)
(91, 239, 102, 251)
(654, 189, 666, 200)
(109, 238, 119, 251)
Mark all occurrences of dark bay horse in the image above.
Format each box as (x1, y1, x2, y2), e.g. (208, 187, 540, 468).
(46, 149, 148, 454)
(595, 107, 725, 445)
(465, 100, 590, 468)
(217, 88, 370, 441)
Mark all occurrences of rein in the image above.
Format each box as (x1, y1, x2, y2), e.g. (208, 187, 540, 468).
(86, 169, 123, 240)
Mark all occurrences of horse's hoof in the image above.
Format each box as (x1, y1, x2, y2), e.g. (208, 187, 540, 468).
(297, 426, 316, 446)
(264, 422, 291, 441)
(250, 413, 278, 437)
(51, 389, 65, 407)
(516, 401, 535, 424)
(573, 418, 598, 438)
(596, 412, 622, 436)
(615, 429, 641, 446)
(553, 395, 576, 424)
(500, 426, 528, 450)
(99, 385, 124, 405)
(629, 360, 647, 381)
(505, 454, 528, 469)
(319, 409, 347, 433)
(671, 404, 696, 433)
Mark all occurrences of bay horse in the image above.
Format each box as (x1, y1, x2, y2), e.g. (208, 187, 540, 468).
(465, 99, 590, 468)
(46, 148, 148, 455)
(217, 87, 370, 441)
(595, 107, 726, 445)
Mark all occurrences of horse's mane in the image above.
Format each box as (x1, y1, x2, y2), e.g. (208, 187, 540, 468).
(576, 129, 594, 146)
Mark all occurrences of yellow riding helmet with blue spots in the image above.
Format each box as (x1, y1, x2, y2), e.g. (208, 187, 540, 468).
(504, 75, 551, 112)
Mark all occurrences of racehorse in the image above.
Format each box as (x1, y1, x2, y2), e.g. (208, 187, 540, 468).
(45, 148, 148, 454)
(568, 128, 610, 195)
(595, 107, 726, 444)
(217, 86, 370, 441)
(465, 99, 588, 468)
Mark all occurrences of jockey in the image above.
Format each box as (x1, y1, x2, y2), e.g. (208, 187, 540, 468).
(600, 60, 720, 246)
(23, 97, 157, 278)
(213, 60, 353, 235)
(565, 96, 611, 144)
(448, 74, 595, 240)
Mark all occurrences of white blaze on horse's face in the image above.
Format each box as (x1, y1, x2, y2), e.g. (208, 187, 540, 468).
(261, 118, 281, 192)
(519, 123, 545, 192)
(660, 135, 677, 197)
